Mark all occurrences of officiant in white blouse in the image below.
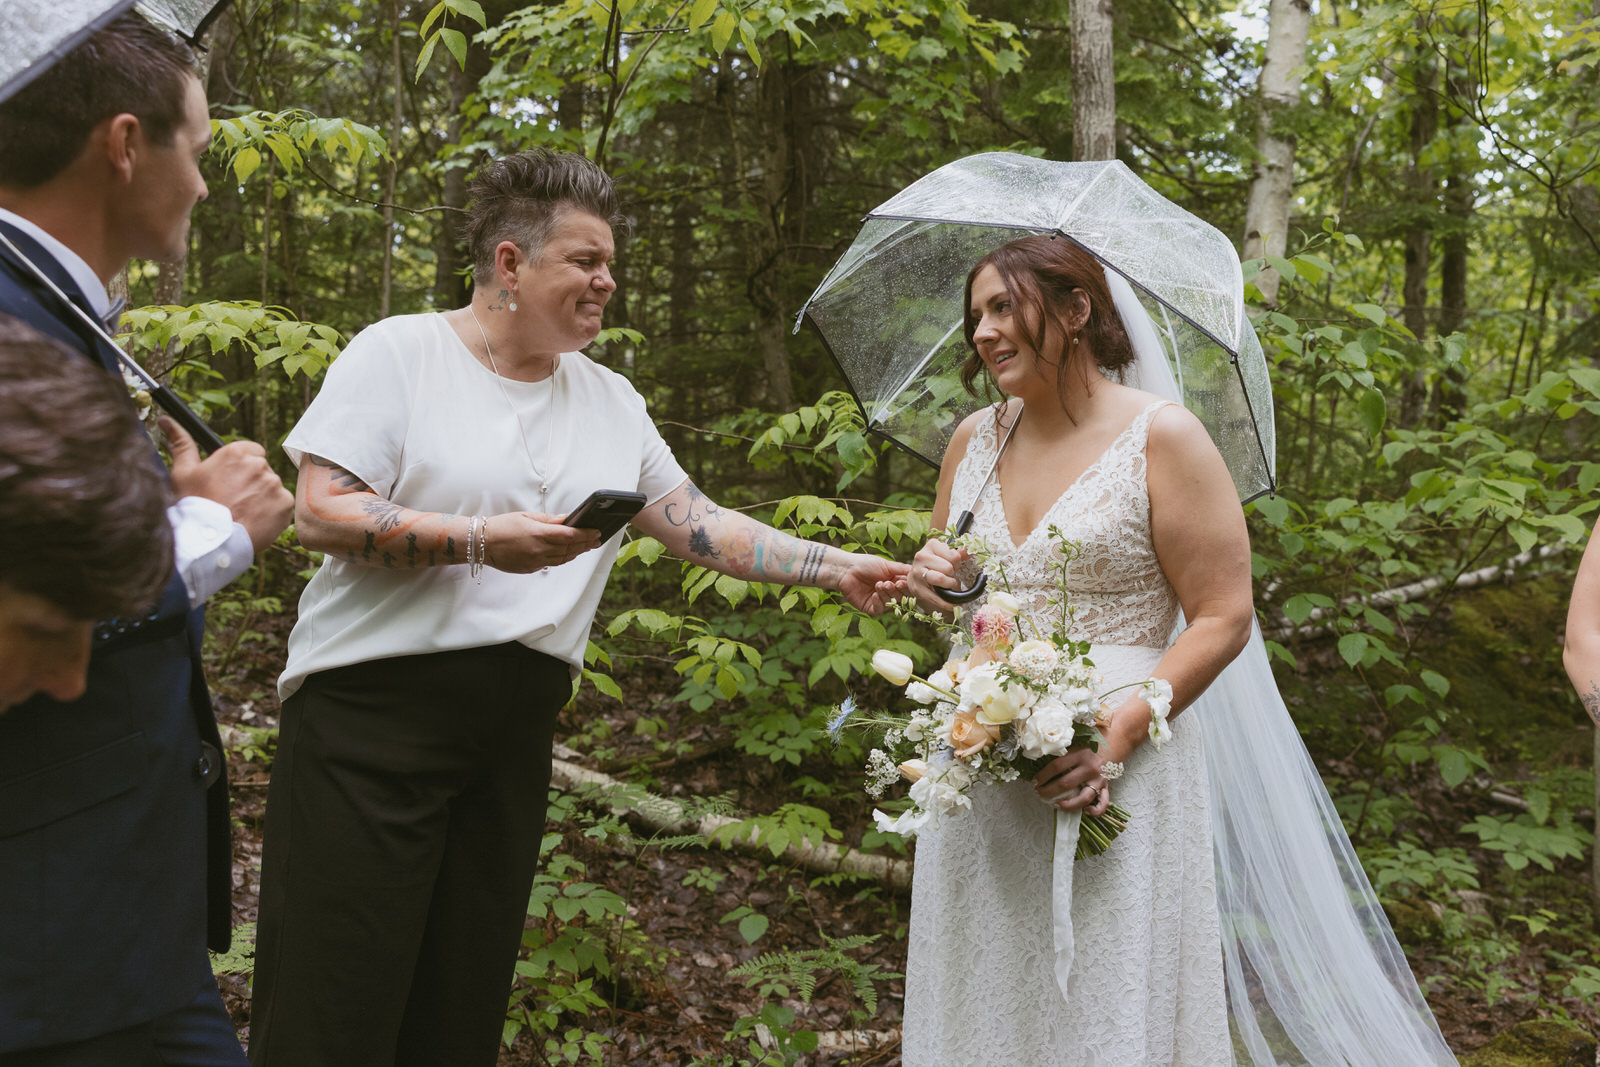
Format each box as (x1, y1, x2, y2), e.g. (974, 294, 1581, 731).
(249, 148, 907, 1067)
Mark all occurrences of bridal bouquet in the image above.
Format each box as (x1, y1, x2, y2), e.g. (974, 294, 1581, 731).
(832, 527, 1172, 860)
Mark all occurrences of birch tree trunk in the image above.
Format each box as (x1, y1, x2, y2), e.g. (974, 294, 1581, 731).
(1070, 0, 1116, 161)
(1241, 0, 1312, 306)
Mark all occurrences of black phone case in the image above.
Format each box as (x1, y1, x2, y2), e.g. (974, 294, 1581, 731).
(563, 491, 647, 540)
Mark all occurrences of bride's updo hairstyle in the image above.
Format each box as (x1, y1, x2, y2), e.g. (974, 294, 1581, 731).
(960, 235, 1135, 407)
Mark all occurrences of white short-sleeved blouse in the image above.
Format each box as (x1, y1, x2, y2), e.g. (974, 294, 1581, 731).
(278, 312, 687, 699)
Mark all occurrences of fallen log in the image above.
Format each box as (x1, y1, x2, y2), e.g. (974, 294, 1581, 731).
(1264, 543, 1571, 642)
(548, 747, 913, 892)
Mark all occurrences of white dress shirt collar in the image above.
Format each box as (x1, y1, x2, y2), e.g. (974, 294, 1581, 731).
(0, 206, 112, 318)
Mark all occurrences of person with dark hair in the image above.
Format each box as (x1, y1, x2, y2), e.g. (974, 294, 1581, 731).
(0, 314, 174, 712)
(0, 12, 293, 1066)
(250, 146, 906, 1067)
(890, 233, 1461, 1064)
(896, 232, 1253, 1063)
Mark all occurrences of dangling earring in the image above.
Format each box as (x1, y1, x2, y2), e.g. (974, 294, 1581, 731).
(509, 296, 519, 312)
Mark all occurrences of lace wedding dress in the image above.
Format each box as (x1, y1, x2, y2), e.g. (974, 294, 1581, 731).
(901, 399, 1233, 1067)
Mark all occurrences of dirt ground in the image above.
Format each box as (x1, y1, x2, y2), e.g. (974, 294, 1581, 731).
(204, 603, 1598, 1065)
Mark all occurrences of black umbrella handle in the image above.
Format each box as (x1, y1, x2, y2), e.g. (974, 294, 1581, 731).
(942, 509, 989, 604)
(150, 381, 225, 454)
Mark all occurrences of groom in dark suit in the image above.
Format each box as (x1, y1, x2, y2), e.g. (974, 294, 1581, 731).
(0, 13, 293, 1065)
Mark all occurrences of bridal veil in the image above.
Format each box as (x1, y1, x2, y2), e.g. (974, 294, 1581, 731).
(1107, 267, 1460, 1066)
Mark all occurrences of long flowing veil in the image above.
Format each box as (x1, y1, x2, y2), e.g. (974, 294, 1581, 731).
(1107, 269, 1460, 1066)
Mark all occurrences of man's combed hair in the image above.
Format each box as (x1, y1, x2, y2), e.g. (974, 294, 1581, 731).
(463, 149, 627, 285)
(0, 13, 197, 189)
(0, 316, 173, 619)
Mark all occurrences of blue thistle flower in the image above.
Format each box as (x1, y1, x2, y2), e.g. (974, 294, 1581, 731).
(827, 696, 858, 739)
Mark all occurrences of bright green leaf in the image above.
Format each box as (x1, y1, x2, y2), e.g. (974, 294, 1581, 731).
(1337, 632, 1368, 667)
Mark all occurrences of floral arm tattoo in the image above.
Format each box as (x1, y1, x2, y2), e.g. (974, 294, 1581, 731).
(1582, 680, 1600, 729)
(302, 455, 461, 569)
(656, 482, 833, 586)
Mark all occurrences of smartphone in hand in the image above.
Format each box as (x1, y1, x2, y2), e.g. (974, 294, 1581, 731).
(562, 490, 647, 541)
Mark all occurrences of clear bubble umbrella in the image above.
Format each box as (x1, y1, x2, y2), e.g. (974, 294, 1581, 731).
(0, 0, 230, 105)
(796, 152, 1276, 503)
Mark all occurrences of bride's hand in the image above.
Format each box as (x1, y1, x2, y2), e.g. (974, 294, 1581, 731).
(1033, 747, 1114, 817)
(905, 537, 969, 614)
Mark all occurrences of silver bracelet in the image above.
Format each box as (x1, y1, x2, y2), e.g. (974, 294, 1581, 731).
(472, 516, 488, 583)
(467, 515, 484, 584)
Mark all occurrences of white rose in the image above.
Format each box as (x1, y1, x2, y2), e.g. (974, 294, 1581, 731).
(871, 649, 914, 686)
(904, 680, 942, 706)
(960, 663, 1028, 725)
(1019, 701, 1079, 759)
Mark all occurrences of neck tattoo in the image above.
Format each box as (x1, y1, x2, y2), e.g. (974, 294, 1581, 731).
(469, 304, 558, 499)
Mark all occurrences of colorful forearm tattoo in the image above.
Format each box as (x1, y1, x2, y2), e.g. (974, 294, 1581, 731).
(665, 482, 828, 584)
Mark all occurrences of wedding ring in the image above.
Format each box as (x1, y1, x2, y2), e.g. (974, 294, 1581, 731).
(1101, 761, 1125, 781)
(1089, 787, 1102, 805)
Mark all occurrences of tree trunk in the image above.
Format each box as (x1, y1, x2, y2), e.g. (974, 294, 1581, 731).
(1397, 54, 1437, 429)
(430, 2, 517, 308)
(1070, 0, 1116, 160)
(743, 56, 825, 412)
(1241, 0, 1312, 306)
(1431, 47, 1477, 421)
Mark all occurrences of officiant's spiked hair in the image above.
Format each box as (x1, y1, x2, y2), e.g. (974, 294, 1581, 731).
(0, 13, 197, 190)
(464, 149, 629, 286)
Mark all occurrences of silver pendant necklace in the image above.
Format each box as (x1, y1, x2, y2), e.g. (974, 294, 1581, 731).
(469, 305, 558, 499)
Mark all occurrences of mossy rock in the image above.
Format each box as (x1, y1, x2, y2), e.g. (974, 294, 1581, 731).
(1460, 1019, 1598, 1067)
(1382, 897, 1445, 944)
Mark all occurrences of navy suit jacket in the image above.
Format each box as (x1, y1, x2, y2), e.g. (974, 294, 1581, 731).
(0, 220, 233, 1052)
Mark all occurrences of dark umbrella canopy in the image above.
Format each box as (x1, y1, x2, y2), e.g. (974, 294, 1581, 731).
(0, 0, 228, 105)
(797, 153, 1277, 502)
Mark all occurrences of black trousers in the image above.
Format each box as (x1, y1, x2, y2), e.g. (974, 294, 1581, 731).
(0, 966, 245, 1067)
(248, 644, 569, 1067)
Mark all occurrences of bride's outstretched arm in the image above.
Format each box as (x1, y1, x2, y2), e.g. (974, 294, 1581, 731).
(1563, 532, 1600, 728)
(1036, 404, 1253, 814)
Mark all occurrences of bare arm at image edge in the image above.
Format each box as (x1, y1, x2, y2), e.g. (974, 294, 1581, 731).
(1563, 532, 1600, 728)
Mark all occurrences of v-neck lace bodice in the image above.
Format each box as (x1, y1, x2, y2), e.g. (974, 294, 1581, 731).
(905, 397, 1231, 1067)
(949, 400, 1179, 649)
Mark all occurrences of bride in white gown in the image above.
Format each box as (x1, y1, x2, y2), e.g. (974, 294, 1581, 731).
(893, 235, 1460, 1067)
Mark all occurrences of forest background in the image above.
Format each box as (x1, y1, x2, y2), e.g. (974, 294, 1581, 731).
(114, 0, 1600, 1062)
